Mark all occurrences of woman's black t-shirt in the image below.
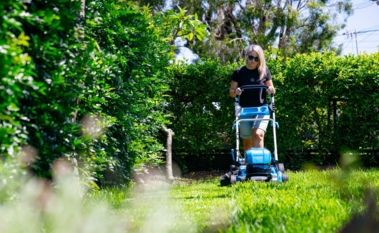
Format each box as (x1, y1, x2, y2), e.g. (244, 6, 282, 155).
(231, 66, 272, 107)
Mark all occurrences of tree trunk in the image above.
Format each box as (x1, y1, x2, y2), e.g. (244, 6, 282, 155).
(163, 126, 174, 180)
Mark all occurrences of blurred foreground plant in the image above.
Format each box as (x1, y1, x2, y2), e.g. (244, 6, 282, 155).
(0, 159, 127, 233)
(0, 158, 198, 233)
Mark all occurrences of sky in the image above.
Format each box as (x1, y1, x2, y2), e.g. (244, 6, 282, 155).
(334, 0, 379, 55)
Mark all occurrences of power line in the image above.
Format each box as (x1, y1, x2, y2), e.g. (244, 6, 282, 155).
(342, 29, 379, 54)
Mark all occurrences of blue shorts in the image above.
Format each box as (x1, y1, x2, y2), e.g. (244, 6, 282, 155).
(239, 115, 270, 139)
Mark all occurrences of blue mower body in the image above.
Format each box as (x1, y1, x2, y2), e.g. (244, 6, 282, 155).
(239, 105, 270, 118)
(220, 85, 288, 186)
(231, 148, 285, 182)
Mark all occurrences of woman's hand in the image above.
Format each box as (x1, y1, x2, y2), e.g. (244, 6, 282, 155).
(267, 86, 275, 95)
(235, 87, 242, 96)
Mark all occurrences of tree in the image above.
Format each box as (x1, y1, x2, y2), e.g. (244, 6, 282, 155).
(138, 0, 353, 60)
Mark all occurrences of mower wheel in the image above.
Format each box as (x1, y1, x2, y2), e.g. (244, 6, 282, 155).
(230, 174, 237, 184)
(278, 163, 285, 172)
(282, 173, 289, 182)
(230, 165, 239, 174)
(220, 172, 231, 186)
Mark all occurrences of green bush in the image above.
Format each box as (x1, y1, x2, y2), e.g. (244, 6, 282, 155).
(0, 1, 35, 157)
(0, 0, 173, 185)
(273, 52, 379, 167)
(17, 0, 83, 178)
(79, 0, 173, 184)
(166, 53, 379, 169)
(167, 60, 237, 153)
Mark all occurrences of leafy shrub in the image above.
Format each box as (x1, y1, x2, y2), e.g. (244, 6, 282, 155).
(84, 0, 173, 184)
(166, 60, 237, 153)
(0, 0, 173, 185)
(274, 52, 379, 166)
(0, 1, 35, 157)
(166, 53, 379, 169)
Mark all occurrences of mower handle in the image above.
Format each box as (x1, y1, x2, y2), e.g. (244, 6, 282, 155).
(235, 85, 274, 104)
(238, 85, 274, 96)
(239, 85, 267, 92)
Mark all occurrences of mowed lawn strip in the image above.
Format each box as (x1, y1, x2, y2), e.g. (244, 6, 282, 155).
(171, 169, 379, 233)
(91, 169, 379, 233)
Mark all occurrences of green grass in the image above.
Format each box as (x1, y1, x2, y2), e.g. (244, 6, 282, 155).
(220, 170, 357, 233)
(94, 169, 379, 233)
(0, 168, 378, 233)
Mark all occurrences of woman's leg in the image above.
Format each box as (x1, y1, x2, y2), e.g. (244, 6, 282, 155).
(243, 138, 253, 151)
(252, 128, 265, 148)
(240, 121, 254, 150)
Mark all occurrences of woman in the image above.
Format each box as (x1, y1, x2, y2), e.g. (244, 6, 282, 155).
(229, 44, 275, 150)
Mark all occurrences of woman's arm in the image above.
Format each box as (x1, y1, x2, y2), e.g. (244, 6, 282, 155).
(265, 80, 276, 95)
(229, 81, 240, 98)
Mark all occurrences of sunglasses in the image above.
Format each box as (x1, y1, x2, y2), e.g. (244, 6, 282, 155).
(247, 55, 259, 62)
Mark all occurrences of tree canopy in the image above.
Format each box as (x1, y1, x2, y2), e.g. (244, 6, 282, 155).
(137, 0, 353, 61)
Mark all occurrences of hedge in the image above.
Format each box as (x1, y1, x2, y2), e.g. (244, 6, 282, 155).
(0, 0, 173, 185)
(167, 53, 379, 169)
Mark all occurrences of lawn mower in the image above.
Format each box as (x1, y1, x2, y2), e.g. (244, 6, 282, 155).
(220, 85, 288, 186)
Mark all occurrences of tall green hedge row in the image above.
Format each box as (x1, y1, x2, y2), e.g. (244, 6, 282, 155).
(272, 52, 379, 167)
(274, 53, 379, 155)
(0, 0, 172, 184)
(168, 53, 379, 168)
(166, 60, 236, 152)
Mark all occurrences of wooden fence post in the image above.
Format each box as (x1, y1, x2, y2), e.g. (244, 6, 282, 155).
(163, 126, 174, 180)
